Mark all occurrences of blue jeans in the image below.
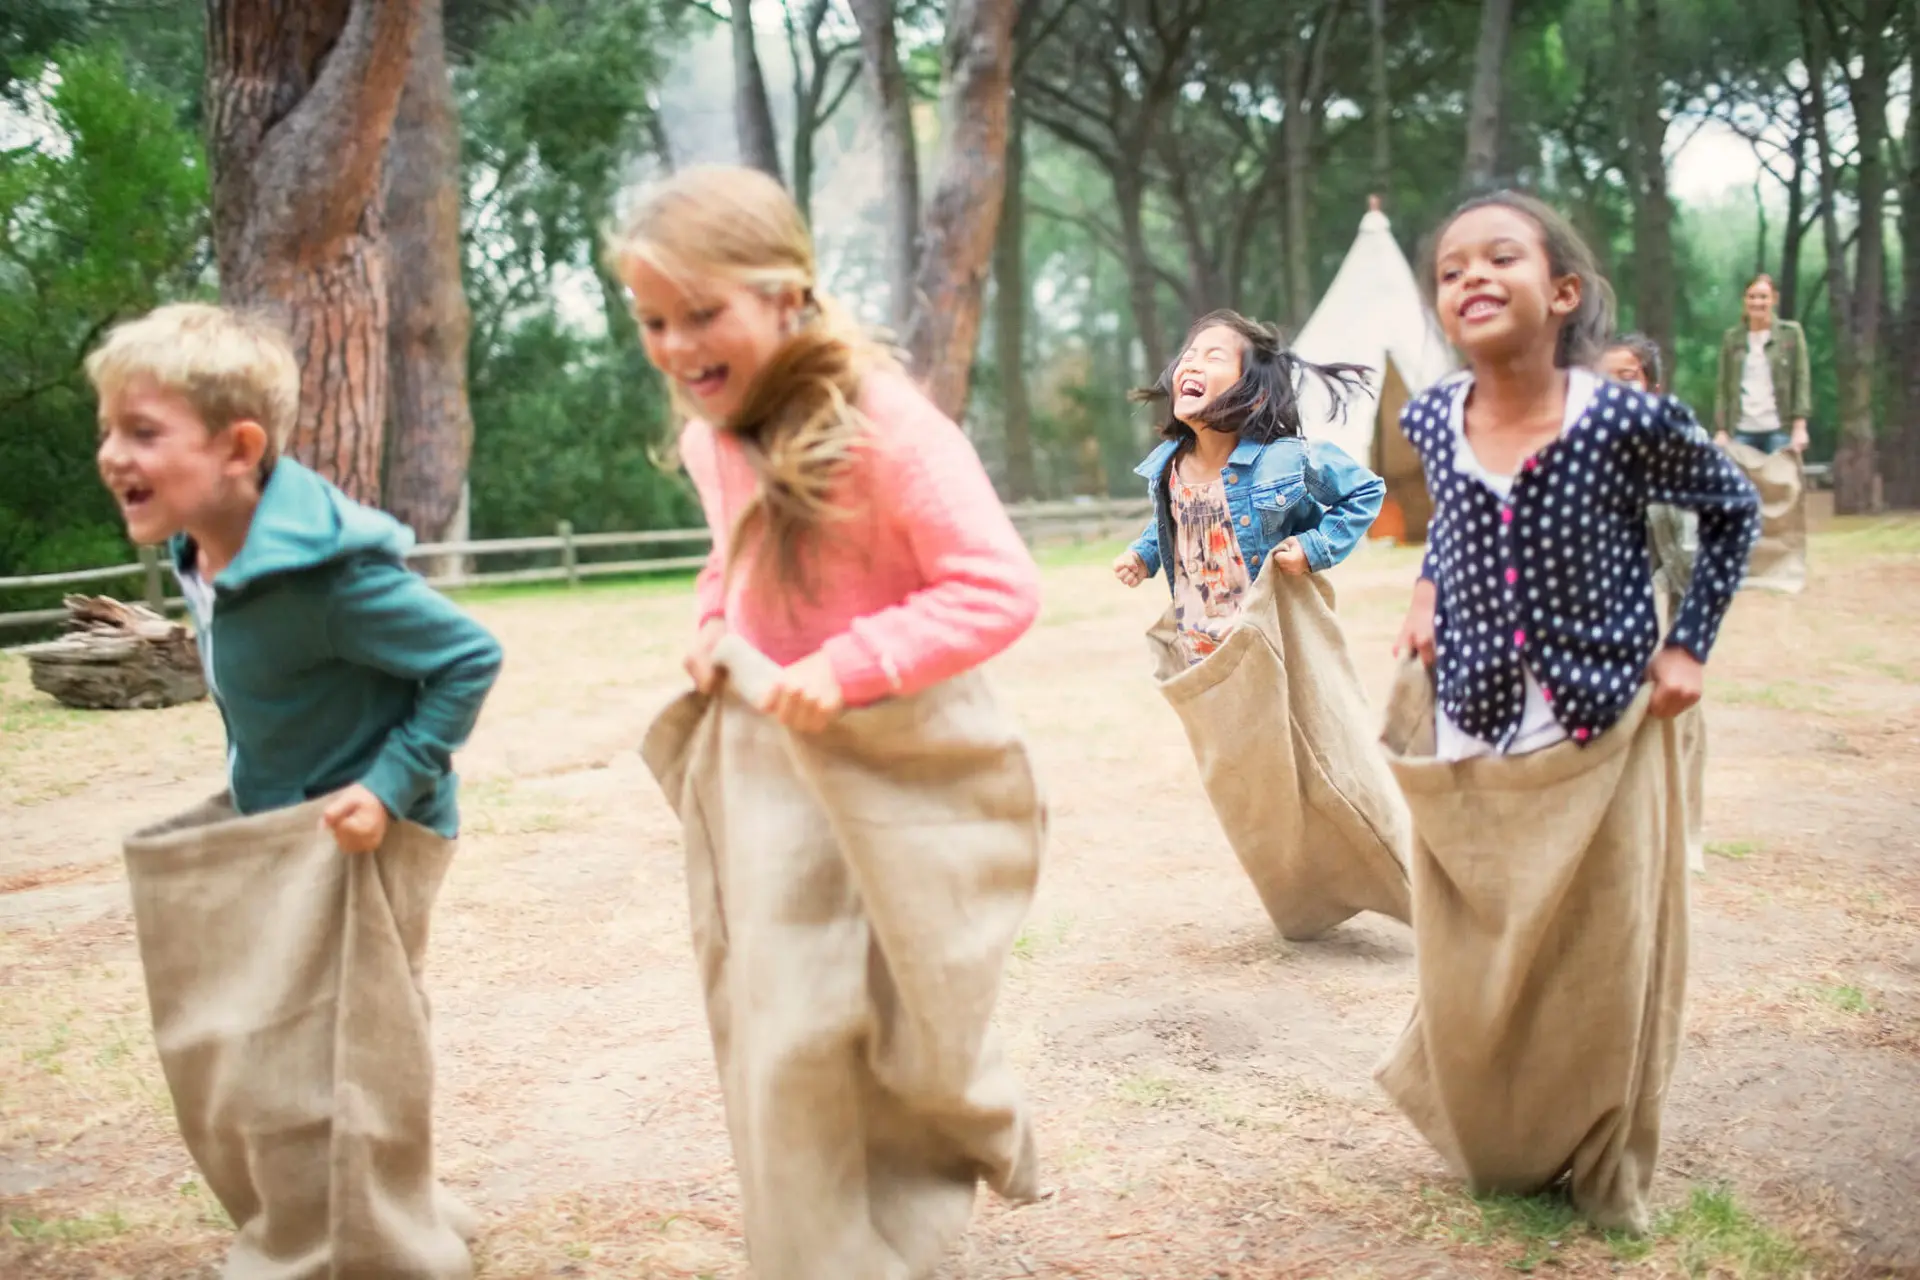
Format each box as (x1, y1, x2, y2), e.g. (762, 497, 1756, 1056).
(1735, 429, 1790, 454)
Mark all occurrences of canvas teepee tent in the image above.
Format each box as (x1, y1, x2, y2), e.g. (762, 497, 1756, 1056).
(1293, 199, 1457, 543)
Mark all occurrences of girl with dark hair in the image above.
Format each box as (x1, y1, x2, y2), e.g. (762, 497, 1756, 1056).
(1373, 191, 1759, 1234)
(1600, 334, 1710, 875)
(1113, 310, 1415, 942)
(1113, 310, 1382, 665)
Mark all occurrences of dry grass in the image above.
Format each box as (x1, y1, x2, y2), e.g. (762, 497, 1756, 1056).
(4, 515, 1919, 1277)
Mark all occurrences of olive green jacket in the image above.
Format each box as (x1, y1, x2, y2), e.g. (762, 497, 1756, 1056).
(1714, 319, 1811, 435)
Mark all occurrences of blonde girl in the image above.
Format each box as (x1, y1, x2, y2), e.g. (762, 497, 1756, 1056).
(612, 165, 1043, 1280)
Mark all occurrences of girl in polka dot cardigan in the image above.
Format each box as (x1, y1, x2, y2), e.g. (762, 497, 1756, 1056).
(1391, 192, 1759, 759)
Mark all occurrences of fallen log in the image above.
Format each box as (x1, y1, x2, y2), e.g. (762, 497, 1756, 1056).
(22, 596, 206, 711)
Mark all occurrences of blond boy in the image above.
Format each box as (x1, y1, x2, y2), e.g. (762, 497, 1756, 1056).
(90, 303, 498, 1277)
(90, 303, 500, 842)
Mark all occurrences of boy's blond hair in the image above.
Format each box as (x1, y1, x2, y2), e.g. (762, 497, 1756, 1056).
(86, 303, 301, 470)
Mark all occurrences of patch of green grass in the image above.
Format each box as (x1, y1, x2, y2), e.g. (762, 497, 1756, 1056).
(24, 1022, 71, 1073)
(444, 568, 699, 607)
(1816, 515, 1920, 559)
(1716, 680, 1829, 713)
(1413, 1183, 1802, 1277)
(1034, 537, 1134, 569)
(1011, 913, 1073, 960)
(1659, 1184, 1805, 1278)
(1809, 983, 1869, 1013)
(1707, 839, 1761, 861)
(1112, 1073, 1182, 1107)
(5, 1210, 130, 1244)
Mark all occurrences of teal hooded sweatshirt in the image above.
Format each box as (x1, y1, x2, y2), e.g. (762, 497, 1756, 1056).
(168, 459, 502, 837)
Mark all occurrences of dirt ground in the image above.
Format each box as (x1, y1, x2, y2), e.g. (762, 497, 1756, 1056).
(3, 507, 1917, 1279)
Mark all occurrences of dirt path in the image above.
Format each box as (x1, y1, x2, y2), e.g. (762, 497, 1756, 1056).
(3, 517, 1916, 1278)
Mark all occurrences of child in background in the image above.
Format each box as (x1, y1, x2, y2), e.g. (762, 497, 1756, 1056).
(92, 302, 500, 1277)
(1114, 310, 1412, 940)
(615, 165, 1043, 1280)
(1113, 310, 1381, 660)
(1379, 192, 1758, 1232)
(1600, 333, 1710, 873)
(1599, 334, 1696, 611)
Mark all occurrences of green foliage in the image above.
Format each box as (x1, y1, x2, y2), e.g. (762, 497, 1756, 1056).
(466, 314, 698, 540)
(0, 39, 207, 597)
(456, 0, 698, 541)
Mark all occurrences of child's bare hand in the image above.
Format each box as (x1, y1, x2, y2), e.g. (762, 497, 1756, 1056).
(322, 784, 390, 854)
(1393, 580, 1438, 666)
(1647, 646, 1704, 718)
(1113, 549, 1149, 588)
(1271, 537, 1311, 576)
(761, 649, 844, 733)
(684, 617, 726, 693)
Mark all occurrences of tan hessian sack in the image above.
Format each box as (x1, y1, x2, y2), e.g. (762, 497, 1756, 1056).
(123, 795, 476, 1279)
(1723, 439, 1806, 594)
(1374, 661, 1689, 1233)
(1146, 561, 1412, 939)
(642, 636, 1043, 1280)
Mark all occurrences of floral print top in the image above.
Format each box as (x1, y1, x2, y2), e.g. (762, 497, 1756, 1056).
(1171, 471, 1252, 666)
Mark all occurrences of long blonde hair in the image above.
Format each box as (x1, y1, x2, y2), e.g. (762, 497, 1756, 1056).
(605, 165, 894, 600)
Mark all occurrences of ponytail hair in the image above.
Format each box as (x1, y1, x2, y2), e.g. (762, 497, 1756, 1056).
(1132, 309, 1372, 448)
(605, 164, 898, 602)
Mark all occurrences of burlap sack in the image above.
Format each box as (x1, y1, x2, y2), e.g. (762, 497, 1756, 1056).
(1374, 660, 1689, 1233)
(1724, 439, 1806, 593)
(1649, 540, 1708, 876)
(641, 636, 1043, 1280)
(123, 795, 474, 1280)
(1146, 562, 1412, 940)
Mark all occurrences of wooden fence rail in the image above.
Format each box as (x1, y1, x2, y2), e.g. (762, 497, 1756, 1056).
(0, 498, 1155, 635)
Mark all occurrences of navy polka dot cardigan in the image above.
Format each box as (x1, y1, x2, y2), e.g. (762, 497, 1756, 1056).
(1405, 375, 1761, 748)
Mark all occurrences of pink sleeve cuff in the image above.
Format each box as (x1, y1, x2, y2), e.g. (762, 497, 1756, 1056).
(821, 629, 900, 708)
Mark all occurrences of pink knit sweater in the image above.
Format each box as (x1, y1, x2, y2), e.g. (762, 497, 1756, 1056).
(682, 369, 1041, 706)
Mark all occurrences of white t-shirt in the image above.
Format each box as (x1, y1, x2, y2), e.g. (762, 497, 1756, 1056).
(1738, 329, 1780, 434)
(177, 566, 218, 696)
(1432, 370, 1599, 761)
(178, 564, 236, 788)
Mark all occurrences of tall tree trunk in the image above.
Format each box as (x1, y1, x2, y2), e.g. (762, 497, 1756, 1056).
(849, 0, 921, 332)
(1283, 36, 1315, 324)
(1367, 0, 1390, 200)
(1814, 0, 1891, 511)
(901, 0, 1018, 420)
(1779, 88, 1810, 319)
(1462, 0, 1513, 190)
(383, 0, 472, 543)
(207, 0, 422, 505)
(1887, 54, 1920, 509)
(1626, 0, 1676, 374)
(993, 95, 1037, 500)
(1116, 172, 1168, 375)
(785, 1, 860, 225)
(732, 0, 784, 182)
(1281, 1, 1343, 326)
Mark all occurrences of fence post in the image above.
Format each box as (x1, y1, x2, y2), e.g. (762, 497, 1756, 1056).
(557, 520, 579, 586)
(138, 545, 164, 611)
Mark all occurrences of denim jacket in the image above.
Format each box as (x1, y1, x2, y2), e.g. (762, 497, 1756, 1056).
(1129, 435, 1385, 589)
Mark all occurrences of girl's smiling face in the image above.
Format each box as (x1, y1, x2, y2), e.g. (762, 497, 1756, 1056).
(623, 257, 797, 423)
(1433, 205, 1582, 363)
(1171, 324, 1246, 427)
